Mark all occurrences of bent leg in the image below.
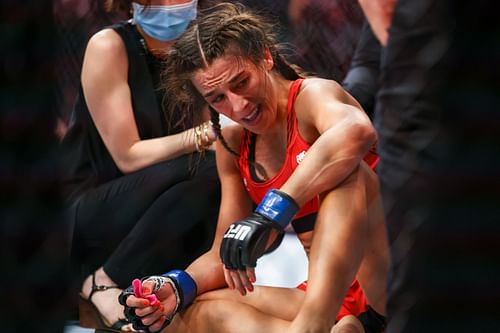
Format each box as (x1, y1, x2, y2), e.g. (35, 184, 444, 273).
(165, 298, 291, 333)
(196, 285, 305, 321)
(71, 155, 195, 271)
(291, 164, 386, 332)
(104, 160, 220, 286)
(73, 154, 219, 330)
(331, 315, 365, 333)
(356, 163, 389, 315)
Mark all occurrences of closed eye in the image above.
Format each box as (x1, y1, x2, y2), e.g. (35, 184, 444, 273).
(211, 94, 224, 104)
(235, 77, 249, 90)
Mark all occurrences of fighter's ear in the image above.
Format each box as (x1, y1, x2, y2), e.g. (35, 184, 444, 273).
(263, 48, 274, 71)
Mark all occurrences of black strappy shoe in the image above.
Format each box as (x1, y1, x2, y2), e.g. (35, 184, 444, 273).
(79, 272, 131, 332)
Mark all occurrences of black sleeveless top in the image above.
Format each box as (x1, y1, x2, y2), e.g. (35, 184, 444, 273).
(60, 21, 184, 201)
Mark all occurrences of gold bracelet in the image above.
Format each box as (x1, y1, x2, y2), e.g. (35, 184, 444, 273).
(193, 126, 199, 152)
(193, 121, 214, 153)
(194, 125, 204, 152)
(202, 122, 210, 145)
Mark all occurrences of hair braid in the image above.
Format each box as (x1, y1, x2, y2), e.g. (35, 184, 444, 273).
(209, 107, 239, 157)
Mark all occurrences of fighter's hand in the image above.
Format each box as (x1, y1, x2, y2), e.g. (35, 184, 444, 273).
(221, 242, 259, 296)
(224, 228, 288, 295)
(219, 189, 298, 294)
(220, 213, 281, 266)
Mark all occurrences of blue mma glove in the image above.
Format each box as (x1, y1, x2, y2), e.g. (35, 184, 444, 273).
(220, 189, 299, 269)
(119, 269, 197, 333)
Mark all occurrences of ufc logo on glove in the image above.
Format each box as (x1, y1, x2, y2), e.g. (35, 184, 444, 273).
(223, 224, 252, 240)
(219, 190, 300, 269)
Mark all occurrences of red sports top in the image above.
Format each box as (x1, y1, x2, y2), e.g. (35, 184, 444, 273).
(238, 79, 379, 220)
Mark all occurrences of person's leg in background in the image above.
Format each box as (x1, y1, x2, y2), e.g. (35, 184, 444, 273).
(376, 0, 500, 331)
(72, 155, 192, 273)
(72, 152, 220, 329)
(0, 1, 71, 332)
(103, 153, 221, 286)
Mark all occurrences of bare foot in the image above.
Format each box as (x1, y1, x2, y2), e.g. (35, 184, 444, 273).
(81, 267, 137, 332)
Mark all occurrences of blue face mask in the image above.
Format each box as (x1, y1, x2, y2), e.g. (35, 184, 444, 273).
(132, 1, 197, 42)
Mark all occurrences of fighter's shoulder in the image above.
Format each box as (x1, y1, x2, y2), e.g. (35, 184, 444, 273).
(294, 78, 347, 124)
(298, 78, 344, 101)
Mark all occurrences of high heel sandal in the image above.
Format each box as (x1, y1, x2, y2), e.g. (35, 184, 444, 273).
(79, 272, 131, 332)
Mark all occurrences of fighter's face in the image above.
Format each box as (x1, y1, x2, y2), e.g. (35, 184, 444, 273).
(192, 52, 277, 134)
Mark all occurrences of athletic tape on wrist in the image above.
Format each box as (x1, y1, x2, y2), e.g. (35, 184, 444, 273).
(255, 189, 299, 229)
(162, 269, 197, 311)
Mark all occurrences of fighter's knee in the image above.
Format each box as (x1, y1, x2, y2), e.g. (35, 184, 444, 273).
(361, 160, 380, 185)
(342, 161, 378, 186)
(331, 315, 365, 333)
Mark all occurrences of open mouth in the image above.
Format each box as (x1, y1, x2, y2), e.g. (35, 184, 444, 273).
(242, 106, 261, 125)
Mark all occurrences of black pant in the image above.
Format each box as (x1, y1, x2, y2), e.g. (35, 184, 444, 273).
(376, 0, 500, 331)
(70, 152, 220, 288)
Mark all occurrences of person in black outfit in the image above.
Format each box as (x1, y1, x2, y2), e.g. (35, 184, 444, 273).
(341, 19, 381, 120)
(1, 1, 70, 332)
(60, 0, 221, 331)
(354, 0, 500, 331)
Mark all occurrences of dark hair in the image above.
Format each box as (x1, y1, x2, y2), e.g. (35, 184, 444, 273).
(104, 0, 136, 13)
(105, 0, 220, 14)
(162, 2, 303, 156)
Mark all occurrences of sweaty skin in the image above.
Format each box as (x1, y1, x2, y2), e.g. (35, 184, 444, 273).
(126, 49, 388, 333)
